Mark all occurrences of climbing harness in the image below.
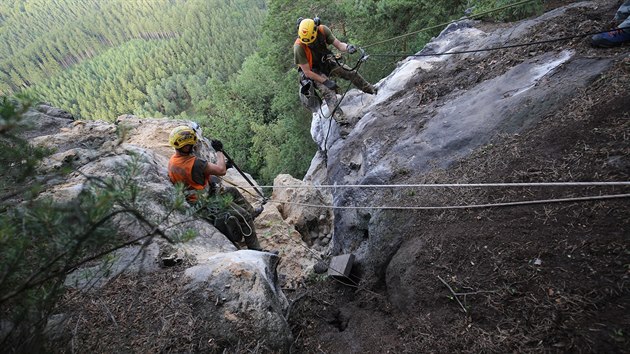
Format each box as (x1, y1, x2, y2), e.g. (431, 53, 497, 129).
(298, 70, 321, 112)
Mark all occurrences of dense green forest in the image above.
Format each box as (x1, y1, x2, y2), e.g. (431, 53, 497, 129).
(0, 0, 541, 184)
(1, 0, 265, 120)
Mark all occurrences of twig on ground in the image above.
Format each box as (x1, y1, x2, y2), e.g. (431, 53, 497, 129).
(286, 292, 309, 322)
(98, 299, 118, 327)
(437, 275, 468, 314)
(289, 329, 304, 354)
(71, 314, 83, 354)
(454, 290, 499, 296)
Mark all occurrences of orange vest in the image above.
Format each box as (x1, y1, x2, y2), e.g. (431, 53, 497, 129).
(168, 154, 207, 201)
(295, 26, 327, 70)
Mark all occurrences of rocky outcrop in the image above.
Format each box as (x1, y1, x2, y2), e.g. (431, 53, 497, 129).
(19, 107, 305, 350)
(305, 1, 617, 287)
(272, 174, 333, 250)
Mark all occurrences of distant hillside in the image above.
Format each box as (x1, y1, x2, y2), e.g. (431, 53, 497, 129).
(0, 0, 265, 120)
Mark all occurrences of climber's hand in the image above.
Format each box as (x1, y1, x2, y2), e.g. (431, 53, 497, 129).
(211, 139, 223, 152)
(346, 44, 356, 54)
(323, 79, 339, 90)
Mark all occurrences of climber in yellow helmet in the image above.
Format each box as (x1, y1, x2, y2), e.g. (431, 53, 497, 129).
(294, 17, 377, 137)
(167, 125, 264, 251)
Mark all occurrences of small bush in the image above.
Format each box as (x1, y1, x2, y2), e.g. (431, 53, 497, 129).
(0, 96, 175, 352)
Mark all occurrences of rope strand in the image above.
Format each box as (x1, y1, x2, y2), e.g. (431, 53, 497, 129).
(362, 0, 539, 48)
(269, 193, 630, 211)
(256, 181, 630, 189)
(369, 27, 630, 59)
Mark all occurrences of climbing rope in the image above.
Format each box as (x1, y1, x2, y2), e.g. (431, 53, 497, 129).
(206, 180, 630, 210)
(223, 181, 630, 209)
(269, 193, 630, 211)
(362, 0, 539, 49)
(318, 51, 370, 154)
(369, 26, 630, 59)
(226, 207, 254, 238)
(257, 181, 630, 189)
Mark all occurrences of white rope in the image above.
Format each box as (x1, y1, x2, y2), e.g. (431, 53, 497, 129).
(268, 193, 630, 211)
(227, 207, 253, 238)
(257, 181, 630, 189)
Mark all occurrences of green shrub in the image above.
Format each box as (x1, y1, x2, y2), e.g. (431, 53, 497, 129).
(0, 96, 176, 352)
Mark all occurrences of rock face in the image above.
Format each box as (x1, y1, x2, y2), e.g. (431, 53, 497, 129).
(272, 174, 333, 250)
(255, 201, 320, 289)
(20, 107, 301, 350)
(305, 1, 616, 287)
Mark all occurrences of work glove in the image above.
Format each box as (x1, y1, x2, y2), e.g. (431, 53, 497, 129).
(190, 121, 200, 133)
(323, 79, 339, 91)
(211, 139, 223, 152)
(347, 44, 356, 54)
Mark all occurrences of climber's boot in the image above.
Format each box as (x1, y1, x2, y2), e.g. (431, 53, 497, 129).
(334, 111, 352, 138)
(364, 84, 378, 95)
(591, 28, 630, 47)
(253, 205, 264, 219)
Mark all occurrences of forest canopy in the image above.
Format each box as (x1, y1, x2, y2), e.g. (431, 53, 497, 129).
(0, 0, 542, 184)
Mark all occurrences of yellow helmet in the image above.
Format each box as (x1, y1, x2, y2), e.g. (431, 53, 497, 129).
(169, 126, 197, 149)
(298, 18, 317, 44)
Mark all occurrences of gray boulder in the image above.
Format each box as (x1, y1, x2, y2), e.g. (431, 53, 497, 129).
(183, 250, 292, 351)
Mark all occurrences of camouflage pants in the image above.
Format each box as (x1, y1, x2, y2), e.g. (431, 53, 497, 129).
(314, 62, 375, 125)
(200, 187, 261, 250)
(618, 0, 630, 30)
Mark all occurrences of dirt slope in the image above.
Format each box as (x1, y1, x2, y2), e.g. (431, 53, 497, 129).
(288, 2, 630, 353)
